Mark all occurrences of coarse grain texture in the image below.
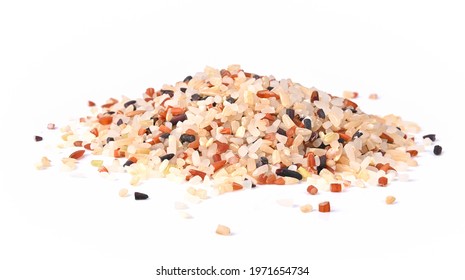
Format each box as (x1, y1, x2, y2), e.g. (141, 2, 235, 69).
(216, 224, 231, 236)
(52, 65, 430, 198)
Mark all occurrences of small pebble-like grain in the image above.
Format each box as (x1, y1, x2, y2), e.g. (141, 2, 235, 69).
(385, 196, 396, 204)
(423, 134, 436, 142)
(69, 150, 85, 160)
(216, 224, 231, 236)
(378, 176, 388, 187)
(306, 185, 318, 195)
(134, 191, 149, 200)
(319, 201, 331, 212)
(330, 183, 342, 192)
(300, 204, 313, 213)
(433, 145, 442, 155)
(119, 188, 128, 197)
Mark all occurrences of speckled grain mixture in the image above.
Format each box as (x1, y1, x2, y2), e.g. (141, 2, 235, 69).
(39, 65, 440, 199)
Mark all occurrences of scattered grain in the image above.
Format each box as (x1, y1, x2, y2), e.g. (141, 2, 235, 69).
(134, 192, 148, 200)
(330, 183, 342, 192)
(40, 65, 437, 211)
(378, 176, 388, 187)
(119, 188, 128, 197)
(300, 204, 313, 213)
(69, 150, 85, 160)
(216, 224, 231, 236)
(319, 201, 331, 212)
(385, 196, 396, 204)
(423, 134, 436, 142)
(307, 185, 318, 195)
(433, 145, 442, 155)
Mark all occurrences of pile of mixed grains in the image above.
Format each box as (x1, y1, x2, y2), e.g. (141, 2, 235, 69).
(36, 65, 442, 203)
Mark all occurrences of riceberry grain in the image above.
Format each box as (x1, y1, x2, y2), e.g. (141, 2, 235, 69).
(170, 113, 187, 125)
(226, 97, 236, 104)
(159, 132, 170, 139)
(134, 192, 149, 200)
(161, 89, 174, 97)
(433, 145, 442, 155)
(180, 134, 196, 144)
(423, 134, 436, 142)
(183, 75, 193, 83)
(353, 131, 363, 139)
(277, 128, 287, 136)
(303, 118, 312, 129)
(276, 169, 303, 180)
(191, 94, 201, 101)
(160, 153, 175, 161)
(286, 108, 295, 120)
(319, 155, 327, 168)
(124, 100, 137, 108)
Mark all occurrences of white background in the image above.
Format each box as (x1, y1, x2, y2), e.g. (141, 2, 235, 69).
(1, 1, 464, 279)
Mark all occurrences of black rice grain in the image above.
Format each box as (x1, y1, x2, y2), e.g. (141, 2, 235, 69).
(134, 192, 149, 200)
(276, 169, 303, 180)
(433, 145, 442, 155)
(160, 153, 175, 161)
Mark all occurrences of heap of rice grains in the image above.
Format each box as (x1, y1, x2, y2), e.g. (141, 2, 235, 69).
(40, 65, 441, 203)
